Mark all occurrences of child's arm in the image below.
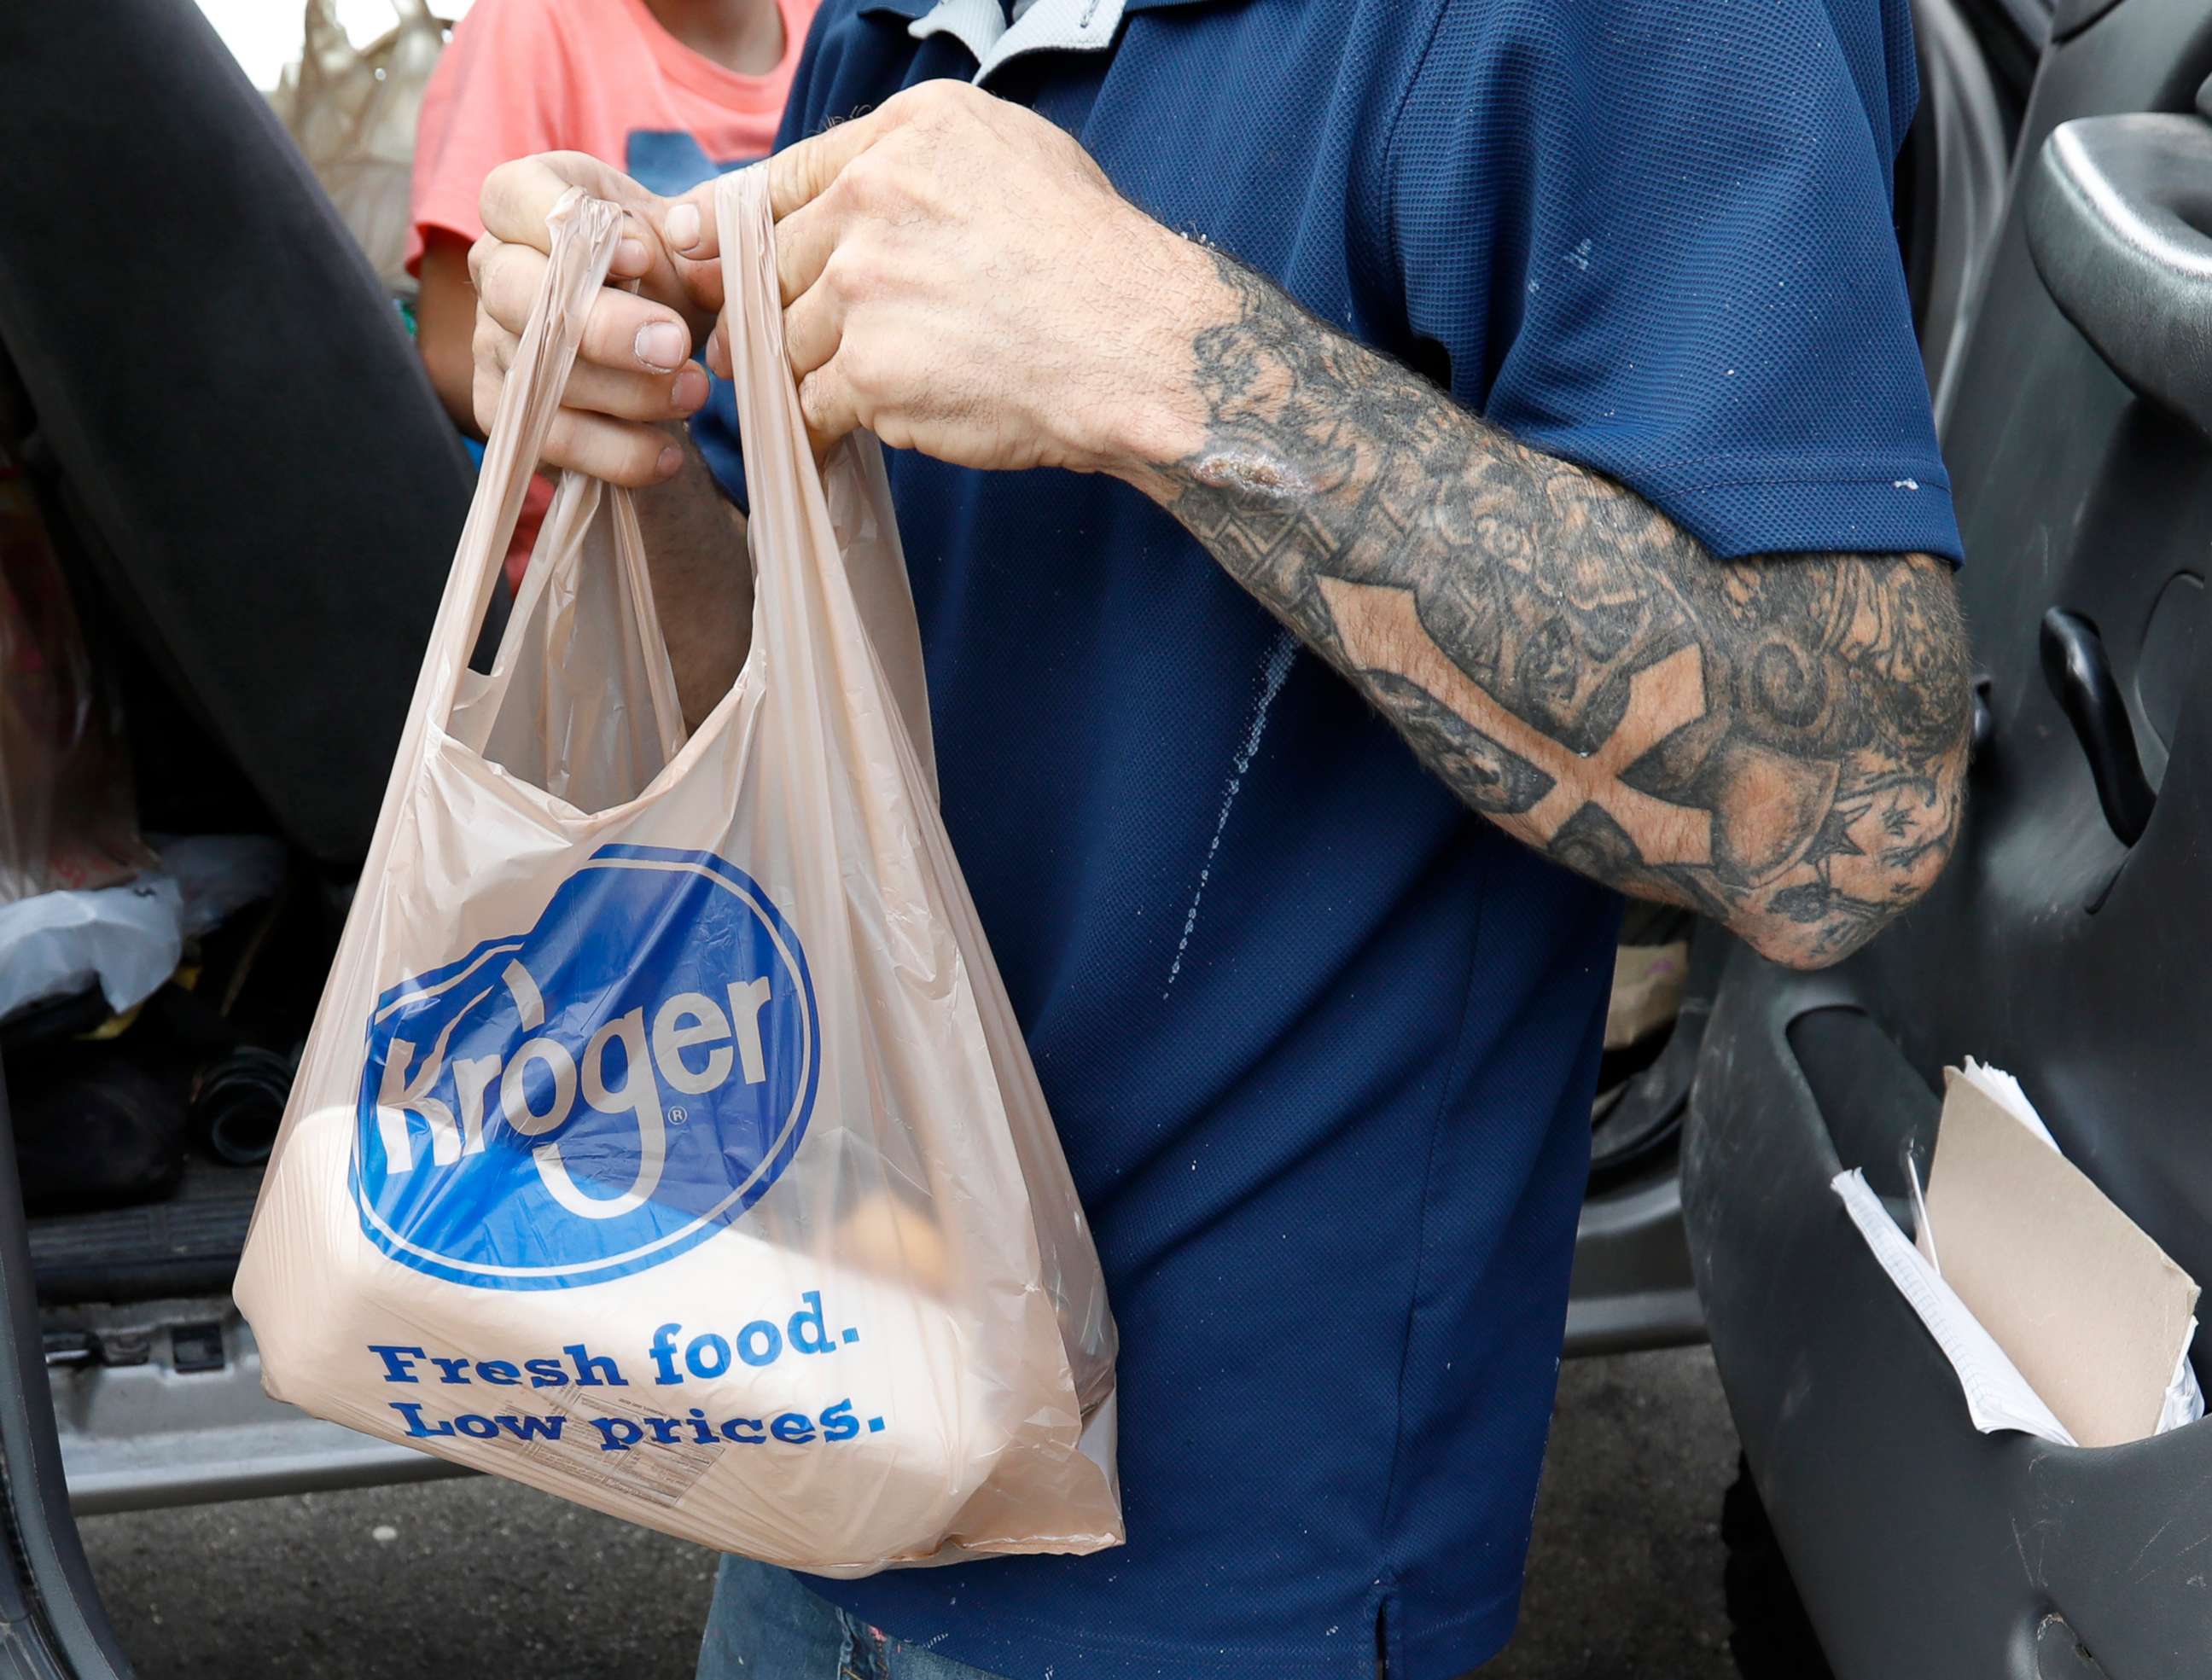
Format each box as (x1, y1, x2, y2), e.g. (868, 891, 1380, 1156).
(417, 231, 482, 434)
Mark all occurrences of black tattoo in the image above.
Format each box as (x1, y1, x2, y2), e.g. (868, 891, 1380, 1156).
(1144, 251, 1971, 968)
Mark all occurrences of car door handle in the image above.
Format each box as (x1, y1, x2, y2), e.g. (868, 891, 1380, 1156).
(2040, 607, 2156, 845)
(2024, 113, 2212, 441)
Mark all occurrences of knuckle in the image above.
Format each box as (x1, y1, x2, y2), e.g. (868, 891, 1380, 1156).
(838, 339, 886, 397)
(472, 369, 500, 433)
(592, 303, 651, 368)
(797, 369, 833, 428)
(822, 244, 878, 303)
(476, 163, 512, 222)
(540, 412, 580, 474)
(479, 254, 524, 319)
(610, 376, 661, 421)
(912, 79, 969, 118)
(602, 433, 656, 486)
(838, 155, 898, 213)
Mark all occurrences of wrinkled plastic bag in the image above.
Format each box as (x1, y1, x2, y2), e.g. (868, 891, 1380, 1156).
(0, 836, 285, 1026)
(235, 175, 1123, 1572)
(0, 470, 154, 905)
(274, 0, 445, 296)
(0, 876, 182, 1024)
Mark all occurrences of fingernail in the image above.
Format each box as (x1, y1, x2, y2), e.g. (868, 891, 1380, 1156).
(667, 204, 701, 252)
(635, 321, 686, 370)
(672, 365, 708, 411)
(655, 444, 683, 479)
(616, 235, 650, 271)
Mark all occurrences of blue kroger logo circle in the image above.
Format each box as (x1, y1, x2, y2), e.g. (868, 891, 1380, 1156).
(352, 846, 818, 1290)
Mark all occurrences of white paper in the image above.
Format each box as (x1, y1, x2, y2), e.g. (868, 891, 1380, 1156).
(2163, 1324, 2207, 1433)
(1958, 1061, 2202, 1432)
(1959, 1058, 2059, 1151)
(1838, 1061, 2205, 1445)
(1832, 1167, 2078, 1445)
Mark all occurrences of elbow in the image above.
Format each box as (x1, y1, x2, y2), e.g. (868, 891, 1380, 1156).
(1729, 727, 1970, 974)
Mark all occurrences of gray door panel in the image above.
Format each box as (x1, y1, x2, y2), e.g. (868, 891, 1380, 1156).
(1689, 3, 2212, 1674)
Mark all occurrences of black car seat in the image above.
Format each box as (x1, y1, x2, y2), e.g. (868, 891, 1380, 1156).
(0, 0, 503, 869)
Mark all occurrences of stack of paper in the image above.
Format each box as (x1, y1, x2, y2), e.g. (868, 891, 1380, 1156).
(1832, 1060, 2202, 1449)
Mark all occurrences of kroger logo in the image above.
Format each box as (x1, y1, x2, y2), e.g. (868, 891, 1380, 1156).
(352, 846, 818, 1290)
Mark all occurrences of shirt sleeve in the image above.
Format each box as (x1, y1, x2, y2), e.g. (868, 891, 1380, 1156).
(404, 0, 574, 276)
(1383, 0, 1962, 562)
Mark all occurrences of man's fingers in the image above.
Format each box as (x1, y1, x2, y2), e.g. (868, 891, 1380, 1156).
(472, 238, 549, 335)
(539, 410, 684, 486)
(480, 152, 659, 275)
(796, 359, 862, 451)
(782, 278, 844, 378)
(766, 104, 899, 221)
(474, 241, 695, 371)
(771, 194, 845, 306)
(477, 155, 585, 252)
(659, 180, 720, 261)
(470, 384, 681, 485)
(479, 309, 706, 416)
(471, 361, 505, 442)
(761, 81, 981, 223)
(565, 359, 711, 423)
(466, 232, 530, 311)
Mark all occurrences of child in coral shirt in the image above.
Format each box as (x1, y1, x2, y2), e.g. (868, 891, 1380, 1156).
(407, 0, 813, 576)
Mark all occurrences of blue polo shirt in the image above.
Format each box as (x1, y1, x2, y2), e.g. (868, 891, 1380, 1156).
(755, 2, 1962, 1676)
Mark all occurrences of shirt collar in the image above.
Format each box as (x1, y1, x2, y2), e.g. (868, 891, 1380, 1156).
(857, 0, 1223, 16)
(858, 0, 1227, 84)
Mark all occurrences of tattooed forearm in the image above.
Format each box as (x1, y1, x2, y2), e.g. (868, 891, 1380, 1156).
(1133, 252, 1971, 968)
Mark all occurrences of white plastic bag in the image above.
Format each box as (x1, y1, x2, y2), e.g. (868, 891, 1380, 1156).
(235, 174, 1122, 1572)
(274, 0, 446, 297)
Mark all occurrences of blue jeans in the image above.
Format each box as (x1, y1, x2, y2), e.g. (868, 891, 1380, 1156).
(696, 1556, 1007, 1680)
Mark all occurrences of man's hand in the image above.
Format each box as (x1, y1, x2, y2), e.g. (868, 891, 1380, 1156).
(666, 79, 1217, 470)
(468, 84, 1214, 479)
(469, 152, 753, 730)
(469, 151, 721, 485)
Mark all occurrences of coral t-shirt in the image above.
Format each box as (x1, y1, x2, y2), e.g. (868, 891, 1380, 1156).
(406, 0, 815, 271)
(408, 0, 812, 584)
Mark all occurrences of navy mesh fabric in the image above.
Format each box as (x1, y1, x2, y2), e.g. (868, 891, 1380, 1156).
(748, 3, 1965, 1677)
(1390, 0, 1954, 559)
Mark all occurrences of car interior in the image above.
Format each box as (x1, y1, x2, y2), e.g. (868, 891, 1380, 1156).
(1690, 0, 2212, 1676)
(0, 3, 504, 1669)
(5, 0, 2196, 1676)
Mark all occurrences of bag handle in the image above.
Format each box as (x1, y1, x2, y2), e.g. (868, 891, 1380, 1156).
(715, 168, 862, 708)
(420, 189, 632, 735)
(450, 463, 688, 767)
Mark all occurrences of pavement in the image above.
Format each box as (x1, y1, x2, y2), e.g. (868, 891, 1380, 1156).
(78, 1345, 1741, 1679)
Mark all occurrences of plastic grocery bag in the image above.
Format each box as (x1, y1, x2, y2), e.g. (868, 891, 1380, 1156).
(234, 174, 1122, 1572)
(0, 469, 154, 905)
(274, 0, 447, 297)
